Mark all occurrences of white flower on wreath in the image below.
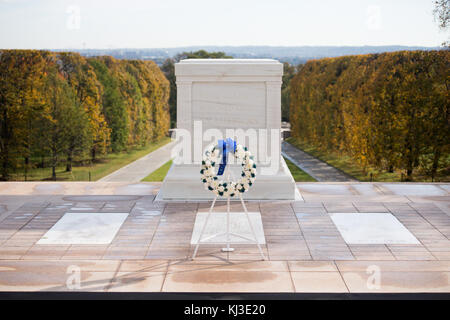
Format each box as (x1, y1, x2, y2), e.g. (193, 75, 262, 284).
(200, 143, 256, 197)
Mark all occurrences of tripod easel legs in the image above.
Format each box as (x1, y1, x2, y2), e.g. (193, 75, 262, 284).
(239, 194, 266, 260)
(222, 196, 234, 252)
(192, 196, 216, 259)
(191, 195, 266, 260)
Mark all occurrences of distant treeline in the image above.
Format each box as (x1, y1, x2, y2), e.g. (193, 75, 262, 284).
(0, 50, 170, 180)
(290, 50, 449, 181)
(68, 45, 440, 66)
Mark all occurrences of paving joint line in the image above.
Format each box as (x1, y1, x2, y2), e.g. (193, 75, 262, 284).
(159, 260, 171, 292)
(292, 204, 313, 261)
(384, 244, 397, 261)
(104, 260, 123, 292)
(407, 202, 448, 240)
(286, 260, 297, 292)
(335, 261, 351, 293)
(144, 202, 168, 259)
(390, 207, 440, 261)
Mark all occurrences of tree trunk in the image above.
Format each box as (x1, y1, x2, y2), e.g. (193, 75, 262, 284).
(406, 166, 413, 181)
(405, 142, 414, 181)
(431, 148, 441, 182)
(1, 109, 10, 181)
(0, 158, 8, 181)
(51, 152, 57, 181)
(1, 148, 9, 181)
(91, 147, 96, 162)
(24, 156, 29, 181)
(66, 151, 73, 172)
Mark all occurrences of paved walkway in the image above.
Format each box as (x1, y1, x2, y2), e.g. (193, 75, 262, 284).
(282, 141, 356, 182)
(99, 141, 175, 182)
(99, 140, 351, 183)
(0, 182, 448, 292)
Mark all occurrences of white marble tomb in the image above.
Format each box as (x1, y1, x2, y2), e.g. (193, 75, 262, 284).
(157, 59, 299, 200)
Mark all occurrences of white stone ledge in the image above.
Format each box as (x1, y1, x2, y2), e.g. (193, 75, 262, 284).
(176, 59, 283, 77)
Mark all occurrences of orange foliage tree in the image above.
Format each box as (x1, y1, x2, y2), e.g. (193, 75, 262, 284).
(290, 50, 449, 181)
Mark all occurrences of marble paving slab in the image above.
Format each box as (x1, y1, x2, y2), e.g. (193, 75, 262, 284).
(37, 212, 128, 245)
(297, 184, 354, 195)
(329, 212, 420, 245)
(351, 184, 381, 196)
(191, 212, 266, 245)
(382, 184, 448, 196)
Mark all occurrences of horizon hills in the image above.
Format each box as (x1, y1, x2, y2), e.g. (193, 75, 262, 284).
(46, 45, 444, 65)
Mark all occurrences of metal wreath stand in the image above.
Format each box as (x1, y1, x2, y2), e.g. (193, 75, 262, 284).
(192, 140, 266, 260)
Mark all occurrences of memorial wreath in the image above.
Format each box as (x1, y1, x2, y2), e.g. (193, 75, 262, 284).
(200, 138, 256, 197)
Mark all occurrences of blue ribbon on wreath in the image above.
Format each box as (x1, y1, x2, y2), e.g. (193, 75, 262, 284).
(217, 138, 236, 176)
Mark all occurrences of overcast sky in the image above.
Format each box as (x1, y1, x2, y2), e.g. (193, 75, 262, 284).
(0, 0, 447, 49)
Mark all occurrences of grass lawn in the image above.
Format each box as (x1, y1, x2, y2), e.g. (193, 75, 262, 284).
(11, 137, 171, 181)
(142, 157, 316, 182)
(283, 157, 317, 182)
(285, 137, 448, 182)
(142, 160, 173, 182)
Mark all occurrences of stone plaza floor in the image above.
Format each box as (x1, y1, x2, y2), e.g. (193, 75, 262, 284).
(0, 182, 448, 293)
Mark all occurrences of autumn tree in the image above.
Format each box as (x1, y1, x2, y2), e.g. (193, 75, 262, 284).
(290, 50, 450, 181)
(0, 50, 50, 180)
(434, 1, 450, 29)
(0, 49, 170, 180)
(40, 69, 79, 180)
(64, 99, 92, 172)
(57, 52, 110, 161)
(89, 57, 128, 152)
(433, 0, 450, 46)
(281, 62, 296, 122)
